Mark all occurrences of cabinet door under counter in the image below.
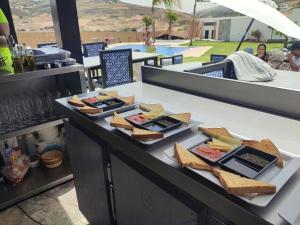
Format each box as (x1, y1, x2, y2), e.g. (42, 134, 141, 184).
(110, 154, 201, 225)
(64, 121, 113, 225)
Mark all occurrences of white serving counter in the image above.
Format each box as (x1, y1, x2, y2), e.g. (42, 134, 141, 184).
(58, 81, 300, 225)
(100, 82, 300, 156)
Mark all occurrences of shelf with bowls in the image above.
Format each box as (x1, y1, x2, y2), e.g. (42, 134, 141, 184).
(0, 157, 73, 210)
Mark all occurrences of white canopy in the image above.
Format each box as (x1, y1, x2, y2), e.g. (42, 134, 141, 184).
(210, 0, 300, 40)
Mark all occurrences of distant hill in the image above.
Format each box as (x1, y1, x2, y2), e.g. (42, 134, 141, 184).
(10, 0, 193, 32)
(196, 6, 242, 18)
(196, 0, 300, 18)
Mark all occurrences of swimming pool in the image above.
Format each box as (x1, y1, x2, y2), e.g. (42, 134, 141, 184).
(109, 44, 188, 56)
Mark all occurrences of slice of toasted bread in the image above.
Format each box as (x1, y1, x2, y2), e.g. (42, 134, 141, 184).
(175, 143, 211, 171)
(96, 95, 113, 101)
(260, 139, 283, 168)
(80, 105, 102, 114)
(242, 140, 261, 147)
(68, 95, 85, 107)
(212, 167, 222, 177)
(142, 111, 163, 120)
(218, 170, 276, 195)
(139, 103, 164, 113)
(131, 127, 163, 140)
(111, 112, 133, 130)
(117, 96, 135, 105)
(101, 90, 118, 97)
(243, 139, 283, 168)
(169, 113, 191, 124)
(199, 127, 233, 138)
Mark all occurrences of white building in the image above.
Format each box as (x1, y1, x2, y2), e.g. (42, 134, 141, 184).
(200, 8, 300, 41)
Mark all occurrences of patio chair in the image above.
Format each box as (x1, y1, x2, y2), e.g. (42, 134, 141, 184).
(83, 42, 105, 57)
(184, 61, 237, 80)
(144, 59, 158, 67)
(172, 55, 183, 65)
(210, 54, 227, 63)
(86, 65, 102, 91)
(100, 49, 133, 88)
(37, 42, 58, 48)
(244, 48, 254, 55)
(160, 56, 173, 67)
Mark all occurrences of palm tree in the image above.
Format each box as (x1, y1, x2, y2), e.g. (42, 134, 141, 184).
(251, 29, 262, 42)
(142, 16, 152, 33)
(151, 0, 180, 42)
(166, 10, 178, 40)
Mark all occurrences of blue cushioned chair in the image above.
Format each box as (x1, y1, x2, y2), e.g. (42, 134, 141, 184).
(172, 54, 183, 65)
(160, 56, 173, 67)
(184, 61, 237, 80)
(210, 54, 227, 63)
(100, 49, 133, 88)
(83, 42, 105, 57)
(244, 48, 254, 55)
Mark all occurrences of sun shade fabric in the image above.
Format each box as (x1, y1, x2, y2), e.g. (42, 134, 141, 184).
(210, 0, 300, 40)
(0, 9, 8, 24)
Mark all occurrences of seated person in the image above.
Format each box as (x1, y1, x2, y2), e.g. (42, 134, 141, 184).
(268, 49, 290, 71)
(288, 41, 300, 72)
(256, 43, 268, 62)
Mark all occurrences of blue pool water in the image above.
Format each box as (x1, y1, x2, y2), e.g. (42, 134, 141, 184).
(109, 44, 188, 56)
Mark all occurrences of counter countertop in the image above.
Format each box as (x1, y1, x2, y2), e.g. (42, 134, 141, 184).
(101, 82, 300, 156)
(57, 82, 300, 225)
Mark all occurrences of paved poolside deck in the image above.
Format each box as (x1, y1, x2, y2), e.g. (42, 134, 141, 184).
(182, 46, 212, 57)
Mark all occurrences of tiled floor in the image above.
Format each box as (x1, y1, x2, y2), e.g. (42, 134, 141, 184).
(0, 181, 88, 225)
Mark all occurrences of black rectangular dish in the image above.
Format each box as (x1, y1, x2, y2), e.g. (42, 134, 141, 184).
(188, 137, 241, 165)
(125, 114, 183, 133)
(218, 146, 278, 179)
(142, 116, 183, 133)
(82, 97, 125, 112)
(189, 139, 231, 164)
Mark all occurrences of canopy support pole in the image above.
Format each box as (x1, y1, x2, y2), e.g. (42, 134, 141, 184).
(236, 18, 255, 51)
(50, 0, 82, 64)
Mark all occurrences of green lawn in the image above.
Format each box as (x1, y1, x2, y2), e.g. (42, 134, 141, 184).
(181, 40, 284, 63)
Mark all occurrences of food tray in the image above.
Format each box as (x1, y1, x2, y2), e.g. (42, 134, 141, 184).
(82, 97, 125, 111)
(71, 96, 136, 118)
(164, 132, 300, 207)
(126, 114, 183, 133)
(105, 109, 201, 145)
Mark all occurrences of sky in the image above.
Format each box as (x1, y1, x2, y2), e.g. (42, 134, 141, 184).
(120, 0, 216, 14)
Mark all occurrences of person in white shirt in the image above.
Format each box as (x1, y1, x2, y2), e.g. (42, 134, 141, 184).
(288, 41, 300, 72)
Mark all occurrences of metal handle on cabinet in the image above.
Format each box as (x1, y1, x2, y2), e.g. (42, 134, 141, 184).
(109, 184, 117, 221)
(106, 162, 113, 184)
